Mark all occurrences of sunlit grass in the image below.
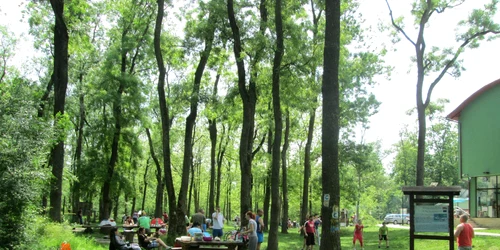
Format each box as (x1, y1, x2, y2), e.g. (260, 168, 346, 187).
(24, 221, 500, 250)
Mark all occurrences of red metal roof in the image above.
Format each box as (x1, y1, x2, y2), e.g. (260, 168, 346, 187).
(447, 78, 500, 121)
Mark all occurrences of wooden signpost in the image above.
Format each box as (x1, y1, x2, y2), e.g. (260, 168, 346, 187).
(402, 186, 461, 250)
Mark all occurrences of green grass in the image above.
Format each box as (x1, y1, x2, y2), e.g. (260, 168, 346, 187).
(24, 222, 500, 250)
(476, 228, 500, 234)
(258, 225, 500, 250)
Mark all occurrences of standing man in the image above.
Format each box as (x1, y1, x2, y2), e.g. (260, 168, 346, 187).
(191, 209, 206, 231)
(454, 214, 474, 250)
(212, 206, 225, 238)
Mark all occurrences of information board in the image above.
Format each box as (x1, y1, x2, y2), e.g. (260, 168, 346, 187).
(414, 205, 449, 233)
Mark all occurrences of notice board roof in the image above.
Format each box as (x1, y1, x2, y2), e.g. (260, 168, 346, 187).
(402, 186, 461, 195)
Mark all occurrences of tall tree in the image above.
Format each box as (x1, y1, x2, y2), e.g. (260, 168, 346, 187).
(175, 1, 217, 236)
(227, 0, 259, 224)
(385, 0, 500, 186)
(268, 0, 284, 247)
(302, 0, 322, 226)
(280, 111, 290, 233)
(48, 0, 69, 222)
(321, 0, 341, 249)
(153, 0, 177, 243)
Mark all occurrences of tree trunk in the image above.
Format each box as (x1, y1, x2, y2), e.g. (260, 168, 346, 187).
(302, 109, 315, 225)
(72, 85, 85, 221)
(154, 0, 176, 244)
(416, 89, 426, 186)
(227, 0, 261, 228)
(48, 0, 69, 222)
(208, 74, 220, 216)
(142, 160, 150, 211)
(264, 127, 272, 232)
(215, 124, 228, 210)
(188, 159, 195, 215)
(320, 0, 341, 249)
(280, 111, 290, 234)
(176, 8, 216, 237)
(268, 0, 284, 247)
(146, 128, 164, 218)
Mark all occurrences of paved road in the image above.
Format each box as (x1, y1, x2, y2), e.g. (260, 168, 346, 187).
(379, 224, 500, 237)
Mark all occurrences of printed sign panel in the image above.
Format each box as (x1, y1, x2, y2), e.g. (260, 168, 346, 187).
(414, 205, 449, 233)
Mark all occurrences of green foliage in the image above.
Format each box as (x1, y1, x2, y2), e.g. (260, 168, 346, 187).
(0, 75, 52, 248)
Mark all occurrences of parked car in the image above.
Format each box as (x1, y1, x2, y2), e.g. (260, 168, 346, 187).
(383, 214, 409, 224)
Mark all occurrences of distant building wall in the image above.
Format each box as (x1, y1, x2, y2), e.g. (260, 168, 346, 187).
(460, 84, 500, 177)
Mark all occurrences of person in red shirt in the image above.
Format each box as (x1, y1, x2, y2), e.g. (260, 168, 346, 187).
(303, 215, 316, 250)
(454, 214, 474, 250)
(352, 219, 364, 250)
(163, 211, 168, 223)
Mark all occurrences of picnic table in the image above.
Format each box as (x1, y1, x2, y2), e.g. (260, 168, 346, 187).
(175, 239, 244, 250)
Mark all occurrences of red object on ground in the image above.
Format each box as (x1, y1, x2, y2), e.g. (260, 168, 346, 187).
(60, 242, 71, 250)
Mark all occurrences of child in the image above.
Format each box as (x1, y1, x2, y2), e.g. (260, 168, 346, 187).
(379, 222, 389, 248)
(352, 219, 364, 250)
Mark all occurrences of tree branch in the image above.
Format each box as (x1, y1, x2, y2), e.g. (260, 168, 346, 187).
(424, 29, 500, 107)
(385, 0, 416, 46)
(252, 132, 266, 158)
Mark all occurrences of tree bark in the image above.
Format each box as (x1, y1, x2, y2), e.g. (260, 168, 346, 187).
(146, 128, 164, 218)
(227, 0, 262, 228)
(268, 0, 284, 247)
(216, 124, 228, 209)
(302, 109, 314, 225)
(280, 111, 290, 234)
(176, 8, 216, 236)
(208, 73, 220, 217)
(153, 0, 176, 244)
(49, 0, 69, 222)
(263, 127, 272, 232)
(72, 80, 85, 221)
(320, 0, 341, 248)
(142, 160, 150, 211)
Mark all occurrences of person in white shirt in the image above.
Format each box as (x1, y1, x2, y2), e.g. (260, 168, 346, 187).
(212, 206, 225, 237)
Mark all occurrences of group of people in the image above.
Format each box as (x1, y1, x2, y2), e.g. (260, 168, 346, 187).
(183, 207, 265, 250)
(109, 226, 171, 250)
(351, 214, 475, 250)
(239, 209, 265, 250)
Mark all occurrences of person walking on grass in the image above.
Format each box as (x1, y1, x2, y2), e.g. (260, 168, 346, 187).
(378, 222, 389, 248)
(454, 214, 474, 250)
(303, 215, 316, 250)
(352, 219, 364, 250)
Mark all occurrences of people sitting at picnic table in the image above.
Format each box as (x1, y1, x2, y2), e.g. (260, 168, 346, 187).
(109, 227, 141, 250)
(138, 211, 152, 235)
(187, 222, 203, 236)
(124, 216, 135, 226)
(138, 227, 170, 250)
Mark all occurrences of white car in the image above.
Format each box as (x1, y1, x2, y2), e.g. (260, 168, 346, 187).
(383, 214, 409, 224)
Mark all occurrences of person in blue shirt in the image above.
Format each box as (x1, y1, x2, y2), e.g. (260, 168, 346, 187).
(188, 222, 203, 236)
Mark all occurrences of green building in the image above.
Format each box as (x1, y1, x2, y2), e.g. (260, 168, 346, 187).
(447, 78, 500, 219)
